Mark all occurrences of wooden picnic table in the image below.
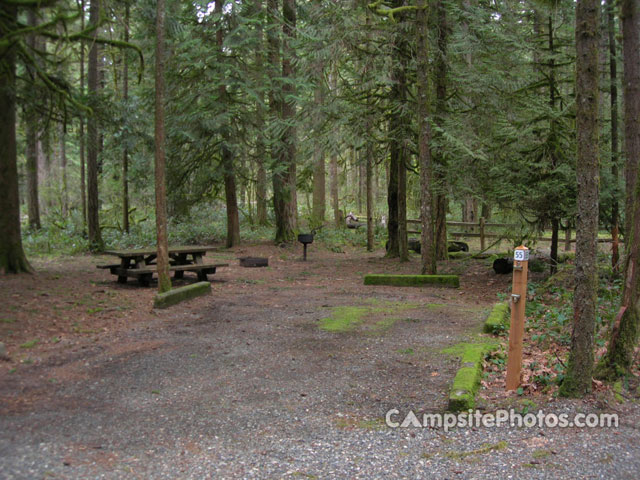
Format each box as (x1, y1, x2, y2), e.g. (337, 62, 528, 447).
(99, 246, 227, 286)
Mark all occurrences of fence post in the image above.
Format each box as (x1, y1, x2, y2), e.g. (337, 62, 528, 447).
(505, 245, 529, 391)
(479, 216, 486, 251)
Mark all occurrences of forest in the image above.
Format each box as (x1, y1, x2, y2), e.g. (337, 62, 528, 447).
(1, 0, 639, 396)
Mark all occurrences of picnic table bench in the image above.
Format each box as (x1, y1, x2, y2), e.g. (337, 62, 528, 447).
(98, 246, 227, 286)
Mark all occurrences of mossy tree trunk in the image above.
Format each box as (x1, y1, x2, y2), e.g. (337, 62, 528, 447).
(0, 3, 32, 274)
(122, 3, 130, 234)
(387, 0, 409, 260)
(216, 0, 240, 248)
(607, 0, 620, 272)
(87, 0, 104, 251)
(254, 0, 269, 227)
(311, 63, 326, 227)
(25, 10, 41, 231)
(416, 0, 436, 274)
(154, 0, 171, 294)
(598, 0, 640, 379)
(434, 0, 449, 261)
(560, 0, 600, 398)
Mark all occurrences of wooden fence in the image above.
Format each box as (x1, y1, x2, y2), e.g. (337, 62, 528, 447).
(407, 218, 615, 251)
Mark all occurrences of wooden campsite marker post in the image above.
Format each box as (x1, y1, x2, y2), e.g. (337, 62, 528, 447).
(505, 245, 529, 390)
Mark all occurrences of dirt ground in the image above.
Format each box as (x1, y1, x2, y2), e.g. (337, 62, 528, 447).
(1, 242, 638, 479)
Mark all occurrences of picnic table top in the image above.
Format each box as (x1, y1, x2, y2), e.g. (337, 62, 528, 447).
(104, 246, 218, 257)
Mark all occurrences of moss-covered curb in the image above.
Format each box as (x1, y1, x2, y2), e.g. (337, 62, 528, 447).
(153, 281, 211, 309)
(483, 302, 510, 334)
(443, 341, 499, 412)
(363, 274, 459, 288)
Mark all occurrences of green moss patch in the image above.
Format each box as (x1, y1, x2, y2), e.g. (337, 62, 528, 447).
(153, 281, 212, 309)
(483, 302, 510, 335)
(319, 301, 418, 333)
(364, 274, 459, 288)
(319, 306, 371, 332)
(444, 341, 499, 411)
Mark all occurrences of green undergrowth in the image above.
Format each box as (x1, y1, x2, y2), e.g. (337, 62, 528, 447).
(319, 300, 419, 333)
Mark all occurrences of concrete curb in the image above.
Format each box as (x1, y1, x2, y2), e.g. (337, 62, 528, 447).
(153, 282, 211, 309)
(363, 274, 459, 288)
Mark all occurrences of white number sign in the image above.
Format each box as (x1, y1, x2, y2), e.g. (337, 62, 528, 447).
(514, 249, 529, 262)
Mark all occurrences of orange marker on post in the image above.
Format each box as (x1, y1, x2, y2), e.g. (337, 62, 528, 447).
(505, 245, 529, 391)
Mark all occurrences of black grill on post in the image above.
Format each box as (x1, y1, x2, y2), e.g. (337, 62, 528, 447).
(297, 233, 314, 261)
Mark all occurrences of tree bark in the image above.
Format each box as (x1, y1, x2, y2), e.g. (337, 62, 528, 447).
(417, 0, 436, 274)
(386, 126, 400, 257)
(329, 68, 340, 227)
(387, 1, 409, 259)
(122, 3, 130, 234)
(560, 0, 600, 397)
(311, 65, 326, 226)
(271, 0, 297, 243)
(548, 14, 559, 276)
(598, 0, 640, 378)
(60, 121, 68, 216)
(607, 0, 620, 271)
(154, 0, 171, 293)
(267, 0, 288, 242)
(87, 0, 104, 251)
(434, 0, 449, 261)
(25, 10, 41, 230)
(79, 0, 87, 228)
(216, 0, 240, 248)
(0, 3, 32, 274)
(255, 0, 268, 226)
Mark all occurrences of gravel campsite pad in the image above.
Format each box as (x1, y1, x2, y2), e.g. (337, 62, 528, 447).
(1, 244, 639, 479)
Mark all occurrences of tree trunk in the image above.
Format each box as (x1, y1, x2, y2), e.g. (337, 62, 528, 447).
(154, 0, 171, 293)
(60, 122, 68, 216)
(560, 0, 600, 397)
(606, 0, 620, 271)
(87, 0, 104, 251)
(255, 1, 268, 226)
(386, 128, 400, 257)
(0, 3, 32, 274)
(122, 3, 130, 234)
(417, 0, 436, 274)
(328, 67, 340, 227)
(267, 0, 287, 242)
(548, 14, 559, 276)
(366, 146, 374, 251)
(598, 0, 640, 379)
(387, 2, 409, 260)
(550, 217, 559, 274)
(275, 0, 297, 241)
(434, 0, 449, 260)
(311, 66, 326, 226)
(462, 198, 477, 223)
(79, 0, 87, 229)
(623, 3, 639, 241)
(216, 0, 240, 248)
(25, 10, 41, 230)
(330, 151, 339, 227)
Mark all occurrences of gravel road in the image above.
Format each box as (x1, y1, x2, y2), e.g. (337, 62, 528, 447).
(1, 248, 638, 479)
